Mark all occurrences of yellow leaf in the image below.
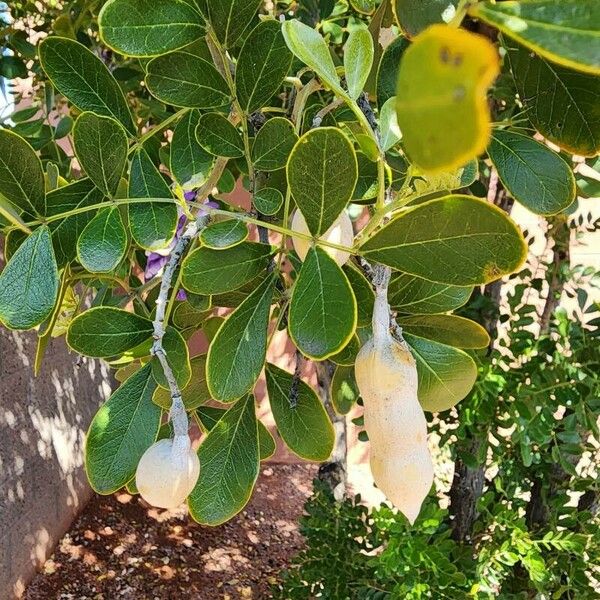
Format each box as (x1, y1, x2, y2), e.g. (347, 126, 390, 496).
(396, 24, 499, 173)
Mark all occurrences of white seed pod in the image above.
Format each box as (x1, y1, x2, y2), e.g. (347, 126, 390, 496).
(354, 277, 434, 524)
(291, 210, 353, 266)
(135, 436, 200, 509)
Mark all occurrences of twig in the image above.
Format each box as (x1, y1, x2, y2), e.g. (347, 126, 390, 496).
(289, 350, 304, 409)
(151, 211, 211, 441)
(312, 98, 344, 128)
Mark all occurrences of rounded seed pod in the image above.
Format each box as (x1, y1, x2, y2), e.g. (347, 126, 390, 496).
(135, 436, 200, 509)
(291, 210, 353, 266)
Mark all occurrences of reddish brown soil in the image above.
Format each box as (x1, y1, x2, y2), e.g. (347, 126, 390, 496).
(24, 464, 317, 600)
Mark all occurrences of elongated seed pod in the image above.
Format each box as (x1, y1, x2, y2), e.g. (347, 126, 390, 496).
(354, 270, 434, 524)
(136, 435, 200, 509)
(291, 210, 353, 266)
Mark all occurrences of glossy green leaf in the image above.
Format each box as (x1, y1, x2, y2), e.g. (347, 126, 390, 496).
(265, 363, 334, 461)
(506, 40, 600, 157)
(85, 364, 160, 494)
(253, 188, 284, 216)
(350, 0, 376, 14)
(488, 129, 576, 216)
(77, 207, 127, 273)
(344, 28, 374, 100)
(46, 179, 106, 267)
(330, 334, 360, 366)
(289, 247, 357, 360)
(343, 263, 374, 328)
(145, 42, 230, 109)
(236, 20, 293, 114)
(67, 307, 153, 357)
(196, 112, 244, 158)
(195, 405, 275, 461)
(150, 326, 191, 390)
(39, 37, 134, 134)
(171, 301, 208, 330)
(73, 113, 128, 197)
(199, 219, 248, 249)
(405, 332, 477, 412)
(352, 153, 379, 202)
(154, 354, 210, 410)
(399, 314, 490, 349)
(205, 0, 262, 48)
(360, 195, 527, 286)
(252, 117, 299, 172)
(389, 272, 472, 314)
(396, 25, 499, 172)
(99, 0, 204, 57)
(170, 110, 214, 188)
(0, 226, 58, 330)
(0, 130, 45, 218)
(287, 127, 358, 237)
(182, 242, 272, 295)
(282, 19, 344, 95)
(330, 365, 360, 415)
(128, 148, 178, 251)
(393, 0, 458, 37)
(376, 36, 409, 108)
(379, 97, 401, 152)
(188, 396, 259, 525)
(206, 276, 275, 403)
(471, 0, 600, 75)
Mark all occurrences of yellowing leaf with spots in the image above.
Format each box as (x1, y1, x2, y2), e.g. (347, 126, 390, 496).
(396, 25, 499, 173)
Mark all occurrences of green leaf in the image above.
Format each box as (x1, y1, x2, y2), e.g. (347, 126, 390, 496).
(376, 36, 409, 108)
(206, 276, 275, 402)
(389, 272, 472, 314)
(236, 20, 293, 114)
(85, 364, 161, 494)
(405, 333, 477, 412)
(194, 405, 275, 461)
(145, 42, 230, 109)
(396, 25, 499, 173)
(99, 0, 204, 57)
(188, 395, 260, 525)
(379, 97, 401, 152)
(128, 148, 178, 251)
(289, 247, 357, 360)
(77, 207, 127, 273)
(488, 129, 575, 216)
(344, 28, 374, 100)
(253, 188, 284, 216)
(471, 0, 600, 75)
(205, 0, 262, 48)
(154, 354, 210, 410)
(0, 130, 45, 218)
(73, 113, 128, 197)
(399, 315, 490, 349)
(330, 334, 361, 366)
(150, 326, 191, 390)
(196, 112, 244, 158)
(282, 20, 344, 95)
(350, 0, 376, 14)
(171, 301, 208, 330)
(360, 195, 527, 286)
(287, 127, 358, 237)
(330, 364, 360, 415)
(0, 226, 59, 330)
(170, 110, 214, 188)
(67, 307, 153, 358)
(265, 363, 334, 461)
(39, 37, 134, 134)
(393, 0, 458, 37)
(352, 153, 379, 202)
(252, 117, 299, 172)
(46, 179, 106, 267)
(505, 40, 600, 157)
(182, 241, 272, 295)
(343, 263, 374, 327)
(199, 219, 248, 249)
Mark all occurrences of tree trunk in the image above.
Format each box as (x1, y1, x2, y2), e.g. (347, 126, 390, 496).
(315, 361, 347, 499)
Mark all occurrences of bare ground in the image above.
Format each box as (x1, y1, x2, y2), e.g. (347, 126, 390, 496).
(24, 464, 317, 600)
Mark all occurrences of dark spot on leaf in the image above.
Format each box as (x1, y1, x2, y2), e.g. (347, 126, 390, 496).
(439, 46, 450, 64)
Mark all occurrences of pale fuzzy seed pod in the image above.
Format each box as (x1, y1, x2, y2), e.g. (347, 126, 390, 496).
(354, 280, 434, 524)
(291, 210, 353, 266)
(136, 435, 200, 509)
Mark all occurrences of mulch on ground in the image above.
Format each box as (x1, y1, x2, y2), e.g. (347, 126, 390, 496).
(25, 464, 317, 600)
